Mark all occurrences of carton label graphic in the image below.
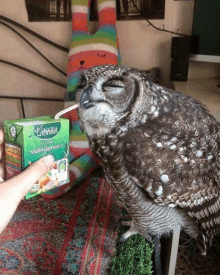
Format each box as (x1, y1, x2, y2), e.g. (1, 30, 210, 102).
(4, 116, 69, 199)
(10, 126, 17, 138)
(33, 122, 61, 139)
(5, 143, 22, 179)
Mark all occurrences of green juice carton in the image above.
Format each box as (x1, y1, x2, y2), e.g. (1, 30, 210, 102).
(4, 116, 69, 199)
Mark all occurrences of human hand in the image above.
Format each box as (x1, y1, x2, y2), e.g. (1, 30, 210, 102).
(0, 128, 54, 234)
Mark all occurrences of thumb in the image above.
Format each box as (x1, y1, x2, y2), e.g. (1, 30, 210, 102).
(8, 155, 54, 199)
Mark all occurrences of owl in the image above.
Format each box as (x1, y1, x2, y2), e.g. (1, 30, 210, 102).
(76, 64, 220, 258)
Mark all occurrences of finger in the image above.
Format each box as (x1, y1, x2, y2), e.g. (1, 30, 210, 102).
(0, 162, 5, 183)
(0, 128, 4, 145)
(8, 155, 54, 198)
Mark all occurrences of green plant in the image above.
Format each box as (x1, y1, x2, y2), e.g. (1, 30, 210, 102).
(109, 227, 154, 275)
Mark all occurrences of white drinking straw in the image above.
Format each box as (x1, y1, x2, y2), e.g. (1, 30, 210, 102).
(55, 103, 79, 120)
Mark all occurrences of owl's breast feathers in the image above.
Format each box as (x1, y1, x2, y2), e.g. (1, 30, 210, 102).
(89, 96, 220, 246)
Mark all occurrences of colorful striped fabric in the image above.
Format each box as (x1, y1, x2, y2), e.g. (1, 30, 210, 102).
(67, 0, 121, 98)
(42, 0, 121, 199)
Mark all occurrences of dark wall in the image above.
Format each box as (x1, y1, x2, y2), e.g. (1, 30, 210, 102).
(191, 0, 220, 56)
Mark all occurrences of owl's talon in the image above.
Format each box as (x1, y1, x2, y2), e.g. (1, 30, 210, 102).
(119, 235, 127, 243)
(143, 233, 152, 243)
(118, 222, 139, 243)
(119, 230, 138, 242)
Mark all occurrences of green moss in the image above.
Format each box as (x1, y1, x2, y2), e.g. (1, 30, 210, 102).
(108, 227, 154, 275)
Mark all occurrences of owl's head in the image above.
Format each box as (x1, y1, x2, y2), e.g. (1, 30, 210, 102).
(76, 65, 163, 138)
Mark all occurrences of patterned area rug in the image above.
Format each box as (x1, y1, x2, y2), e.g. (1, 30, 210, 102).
(1, 168, 220, 274)
(0, 170, 123, 274)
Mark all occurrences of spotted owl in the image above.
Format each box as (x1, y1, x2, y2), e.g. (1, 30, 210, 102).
(76, 64, 220, 254)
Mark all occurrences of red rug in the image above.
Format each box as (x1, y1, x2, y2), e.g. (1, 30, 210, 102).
(0, 170, 123, 274)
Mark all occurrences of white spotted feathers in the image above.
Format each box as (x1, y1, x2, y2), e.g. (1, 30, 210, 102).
(78, 64, 220, 253)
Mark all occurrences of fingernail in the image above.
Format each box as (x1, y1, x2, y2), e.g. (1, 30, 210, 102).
(42, 155, 54, 168)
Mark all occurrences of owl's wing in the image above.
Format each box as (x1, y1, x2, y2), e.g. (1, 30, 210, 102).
(121, 123, 220, 237)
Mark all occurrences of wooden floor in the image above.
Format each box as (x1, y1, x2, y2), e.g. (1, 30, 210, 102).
(174, 78, 220, 121)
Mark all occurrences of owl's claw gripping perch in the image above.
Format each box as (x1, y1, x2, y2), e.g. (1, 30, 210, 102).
(119, 235, 128, 243)
(119, 226, 139, 242)
(118, 220, 140, 242)
(118, 220, 152, 243)
(143, 233, 152, 243)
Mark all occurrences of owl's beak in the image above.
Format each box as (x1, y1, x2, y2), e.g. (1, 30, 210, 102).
(80, 86, 95, 109)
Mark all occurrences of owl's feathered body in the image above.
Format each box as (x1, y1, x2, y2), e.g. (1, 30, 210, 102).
(77, 65, 220, 253)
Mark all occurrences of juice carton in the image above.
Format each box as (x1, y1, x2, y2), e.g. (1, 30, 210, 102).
(4, 116, 69, 199)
